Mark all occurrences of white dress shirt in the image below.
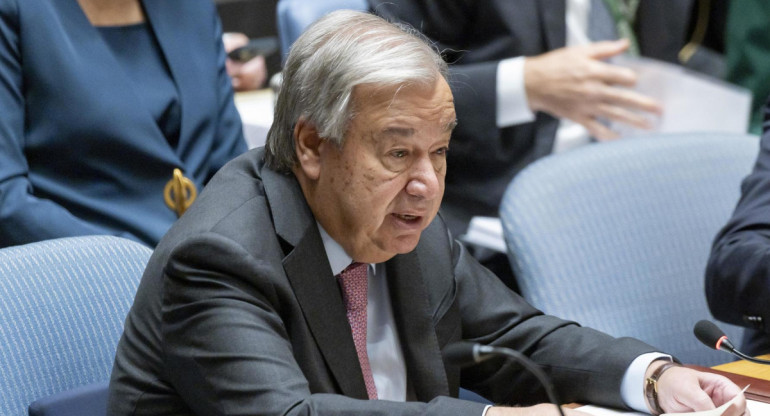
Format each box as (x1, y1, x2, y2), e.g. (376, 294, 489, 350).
(317, 223, 667, 412)
(318, 224, 407, 401)
(496, 0, 594, 153)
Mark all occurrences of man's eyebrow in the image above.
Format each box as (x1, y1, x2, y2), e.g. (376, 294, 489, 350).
(381, 126, 415, 136)
(380, 119, 457, 136)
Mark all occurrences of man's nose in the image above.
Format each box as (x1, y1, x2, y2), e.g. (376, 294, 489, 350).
(405, 156, 441, 199)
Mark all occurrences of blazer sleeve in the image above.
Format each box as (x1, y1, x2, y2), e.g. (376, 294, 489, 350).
(161, 232, 487, 416)
(706, 117, 770, 334)
(435, 225, 656, 409)
(203, 7, 247, 182)
(0, 2, 132, 246)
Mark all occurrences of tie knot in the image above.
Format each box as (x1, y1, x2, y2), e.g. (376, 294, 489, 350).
(341, 262, 367, 278)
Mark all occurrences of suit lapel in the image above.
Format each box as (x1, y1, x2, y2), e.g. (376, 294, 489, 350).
(386, 252, 450, 400)
(538, 0, 567, 50)
(282, 228, 369, 399)
(262, 165, 369, 399)
(491, 0, 565, 53)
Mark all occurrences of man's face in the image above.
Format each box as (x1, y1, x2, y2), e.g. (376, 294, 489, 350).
(307, 77, 456, 263)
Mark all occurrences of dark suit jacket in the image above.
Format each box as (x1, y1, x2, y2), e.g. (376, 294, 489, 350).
(108, 148, 656, 415)
(707, 105, 770, 355)
(369, 0, 695, 236)
(0, 0, 246, 248)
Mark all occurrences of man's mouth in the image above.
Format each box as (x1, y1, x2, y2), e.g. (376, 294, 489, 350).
(393, 213, 420, 222)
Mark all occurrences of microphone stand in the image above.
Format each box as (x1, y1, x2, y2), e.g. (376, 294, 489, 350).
(693, 320, 770, 365)
(490, 346, 565, 416)
(468, 344, 566, 416)
(722, 345, 770, 365)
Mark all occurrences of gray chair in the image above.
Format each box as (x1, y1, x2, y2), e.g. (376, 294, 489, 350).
(0, 236, 152, 416)
(500, 133, 758, 367)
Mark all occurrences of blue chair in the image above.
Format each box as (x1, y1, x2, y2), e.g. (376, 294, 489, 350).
(28, 383, 107, 416)
(0, 236, 152, 416)
(276, 0, 368, 59)
(500, 133, 758, 367)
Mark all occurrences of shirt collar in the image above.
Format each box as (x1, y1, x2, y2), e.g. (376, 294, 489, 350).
(317, 222, 354, 276)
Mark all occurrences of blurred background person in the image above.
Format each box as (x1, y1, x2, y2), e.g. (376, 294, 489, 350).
(222, 31, 269, 91)
(0, 0, 247, 248)
(370, 0, 721, 290)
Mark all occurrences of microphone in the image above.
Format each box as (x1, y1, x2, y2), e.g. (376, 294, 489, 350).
(443, 342, 565, 416)
(694, 320, 770, 365)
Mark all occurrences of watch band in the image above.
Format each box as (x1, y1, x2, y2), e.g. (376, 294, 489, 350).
(645, 361, 681, 415)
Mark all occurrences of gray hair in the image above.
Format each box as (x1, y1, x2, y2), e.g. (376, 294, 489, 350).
(265, 10, 448, 172)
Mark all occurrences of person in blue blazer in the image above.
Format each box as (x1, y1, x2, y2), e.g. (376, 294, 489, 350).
(0, 0, 247, 248)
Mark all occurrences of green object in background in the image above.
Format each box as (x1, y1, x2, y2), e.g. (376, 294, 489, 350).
(602, 0, 640, 56)
(725, 0, 770, 134)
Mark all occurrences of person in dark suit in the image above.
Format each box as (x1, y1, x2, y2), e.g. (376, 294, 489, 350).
(108, 10, 747, 416)
(706, 98, 770, 356)
(0, 0, 246, 248)
(368, 1, 704, 288)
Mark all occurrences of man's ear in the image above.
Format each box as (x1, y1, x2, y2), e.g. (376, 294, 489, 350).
(294, 116, 322, 180)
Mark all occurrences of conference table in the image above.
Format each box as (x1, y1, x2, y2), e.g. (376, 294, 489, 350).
(701, 355, 770, 407)
(713, 355, 770, 381)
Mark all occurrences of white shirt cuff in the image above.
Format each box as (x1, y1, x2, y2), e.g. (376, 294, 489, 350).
(621, 352, 672, 412)
(496, 57, 535, 128)
(481, 404, 493, 416)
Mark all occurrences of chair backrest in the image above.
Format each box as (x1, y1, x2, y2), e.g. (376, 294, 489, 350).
(0, 236, 152, 416)
(27, 382, 108, 416)
(276, 0, 369, 59)
(500, 133, 759, 367)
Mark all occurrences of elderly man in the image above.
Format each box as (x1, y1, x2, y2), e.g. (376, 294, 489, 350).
(107, 10, 747, 416)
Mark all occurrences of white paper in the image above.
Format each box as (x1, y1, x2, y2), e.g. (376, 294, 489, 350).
(576, 405, 646, 415)
(608, 56, 752, 137)
(746, 399, 770, 414)
(460, 216, 506, 253)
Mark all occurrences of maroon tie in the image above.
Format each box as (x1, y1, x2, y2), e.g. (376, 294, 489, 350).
(337, 262, 378, 399)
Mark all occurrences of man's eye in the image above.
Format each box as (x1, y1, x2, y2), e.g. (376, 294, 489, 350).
(391, 150, 407, 158)
(435, 147, 448, 156)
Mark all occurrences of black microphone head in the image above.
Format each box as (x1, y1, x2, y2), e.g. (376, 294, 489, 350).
(442, 342, 479, 367)
(694, 320, 728, 350)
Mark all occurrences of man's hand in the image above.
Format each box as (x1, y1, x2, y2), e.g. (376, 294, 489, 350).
(523, 39, 662, 140)
(486, 404, 591, 416)
(653, 363, 750, 415)
(223, 32, 268, 92)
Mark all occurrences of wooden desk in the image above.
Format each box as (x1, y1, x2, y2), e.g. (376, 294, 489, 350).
(686, 355, 770, 403)
(712, 354, 770, 381)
